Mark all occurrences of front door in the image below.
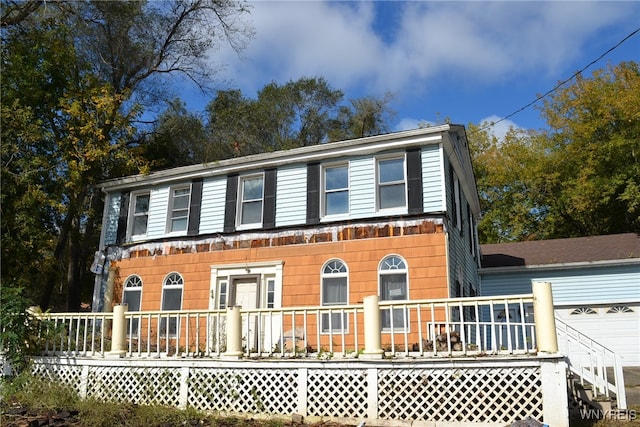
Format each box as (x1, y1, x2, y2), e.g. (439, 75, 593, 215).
(231, 276, 259, 352)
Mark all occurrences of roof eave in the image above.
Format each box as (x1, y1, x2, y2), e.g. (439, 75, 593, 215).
(99, 125, 454, 192)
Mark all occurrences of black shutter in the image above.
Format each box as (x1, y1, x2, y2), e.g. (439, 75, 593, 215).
(263, 169, 277, 229)
(406, 148, 423, 214)
(187, 179, 203, 236)
(306, 163, 320, 224)
(223, 174, 238, 233)
(116, 191, 130, 245)
(449, 166, 457, 227)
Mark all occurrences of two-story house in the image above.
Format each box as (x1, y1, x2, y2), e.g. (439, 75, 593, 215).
(91, 124, 481, 350)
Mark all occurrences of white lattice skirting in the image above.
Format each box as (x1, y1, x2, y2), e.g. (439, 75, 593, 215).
(28, 356, 568, 426)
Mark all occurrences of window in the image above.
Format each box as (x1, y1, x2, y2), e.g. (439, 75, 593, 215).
(607, 306, 633, 314)
(239, 174, 264, 226)
(323, 164, 349, 216)
(266, 278, 276, 309)
(570, 307, 597, 315)
(321, 259, 348, 333)
(379, 255, 408, 330)
(377, 156, 406, 210)
(218, 280, 228, 310)
(129, 192, 150, 237)
(122, 275, 142, 335)
(167, 186, 191, 233)
(160, 272, 184, 335)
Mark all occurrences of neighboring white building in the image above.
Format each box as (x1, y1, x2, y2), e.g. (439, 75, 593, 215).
(480, 233, 640, 366)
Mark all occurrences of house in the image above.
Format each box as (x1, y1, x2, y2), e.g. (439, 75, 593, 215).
(480, 234, 640, 366)
(91, 125, 481, 350)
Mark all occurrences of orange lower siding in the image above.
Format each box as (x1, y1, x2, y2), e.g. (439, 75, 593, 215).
(112, 232, 448, 311)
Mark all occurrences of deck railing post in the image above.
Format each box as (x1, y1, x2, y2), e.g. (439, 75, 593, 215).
(532, 281, 558, 353)
(361, 295, 383, 359)
(223, 306, 243, 359)
(109, 303, 127, 356)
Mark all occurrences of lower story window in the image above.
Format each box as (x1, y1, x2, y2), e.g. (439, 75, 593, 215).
(160, 272, 183, 336)
(321, 259, 348, 333)
(379, 255, 408, 331)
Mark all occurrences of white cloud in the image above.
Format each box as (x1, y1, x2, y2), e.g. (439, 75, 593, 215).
(479, 115, 520, 142)
(211, 1, 634, 96)
(200, 1, 638, 130)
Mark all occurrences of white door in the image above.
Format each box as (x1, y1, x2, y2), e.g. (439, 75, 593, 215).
(232, 277, 259, 352)
(556, 304, 640, 367)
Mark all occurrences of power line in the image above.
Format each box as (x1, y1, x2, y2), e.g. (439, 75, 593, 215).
(475, 26, 640, 134)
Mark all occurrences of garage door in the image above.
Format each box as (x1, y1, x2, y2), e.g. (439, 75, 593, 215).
(555, 303, 640, 367)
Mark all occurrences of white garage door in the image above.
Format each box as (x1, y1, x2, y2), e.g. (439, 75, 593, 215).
(555, 303, 640, 367)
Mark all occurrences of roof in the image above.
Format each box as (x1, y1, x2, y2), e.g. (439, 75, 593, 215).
(481, 233, 640, 268)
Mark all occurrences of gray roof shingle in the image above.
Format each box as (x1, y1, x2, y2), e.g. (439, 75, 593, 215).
(480, 233, 640, 268)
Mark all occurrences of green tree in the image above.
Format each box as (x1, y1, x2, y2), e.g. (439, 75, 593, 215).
(143, 99, 208, 169)
(539, 61, 640, 237)
(196, 77, 395, 160)
(1, 0, 252, 310)
(468, 124, 554, 243)
(470, 61, 640, 242)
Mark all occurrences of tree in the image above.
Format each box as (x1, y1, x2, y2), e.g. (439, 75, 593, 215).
(143, 99, 208, 169)
(469, 61, 640, 242)
(204, 77, 345, 157)
(330, 93, 396, 140)
(198, 78, 396, 160)
(539, 61, 640, 237)
(1, 0, 252, 310)
(468, 124, 554, 243)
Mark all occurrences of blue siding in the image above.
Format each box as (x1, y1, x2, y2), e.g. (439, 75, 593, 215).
(422, 144, 444, 213)
(480, 264, 640, 304)
(102, 142, 463, 241)
(146, 186, 170, 238)
(444, 155, 480, 298)
(199, 177, 226, 234)
(103, 192, 121, 246)
(349, 156, 376, 219)
(276, 165, 307, 227)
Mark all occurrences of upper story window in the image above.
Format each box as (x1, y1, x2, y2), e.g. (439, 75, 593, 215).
(377, 156, 406, 211)
(321, 259, 349, 333)
(379, 255, 408, 331)
(323, 164, 349, 216)
(167, 185, 191, 233)
(238, 174, 264, 227)
(129, 192, 150, 238)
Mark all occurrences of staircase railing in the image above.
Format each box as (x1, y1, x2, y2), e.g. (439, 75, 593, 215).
(555, 316, 627, 409)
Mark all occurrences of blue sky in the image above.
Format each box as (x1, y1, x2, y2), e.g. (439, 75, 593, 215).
(183, 1, 640, 139)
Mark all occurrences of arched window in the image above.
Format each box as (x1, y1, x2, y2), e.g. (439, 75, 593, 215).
(321, 259, 348, 333)
(161, 272, 184, 336)
(122, 275, 142, 335)
(379, 255, 408, 331)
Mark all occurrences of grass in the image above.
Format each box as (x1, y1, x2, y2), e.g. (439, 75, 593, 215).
(0, 372, 288, 427)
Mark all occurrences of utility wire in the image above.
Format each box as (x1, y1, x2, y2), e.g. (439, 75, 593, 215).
(475, 26, 640, 134)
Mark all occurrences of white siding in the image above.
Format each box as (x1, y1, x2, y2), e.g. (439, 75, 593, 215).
(199, 177, 227, 234)
(146, 186, 170, 238)
(422, 144, 444, 213)
(349, 156, 376, 219)
(556, 303, 640, 367)
(276, 165, 307, 227)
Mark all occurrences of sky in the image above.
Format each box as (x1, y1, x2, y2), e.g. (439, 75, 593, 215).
(182, 1, 640, 139)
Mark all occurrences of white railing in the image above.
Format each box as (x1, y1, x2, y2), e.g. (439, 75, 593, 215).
(555, 316, 627, 409)
(32, 294, 536, 360)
